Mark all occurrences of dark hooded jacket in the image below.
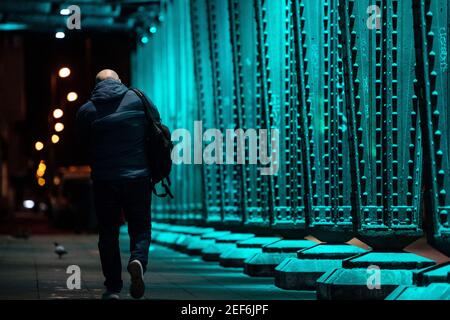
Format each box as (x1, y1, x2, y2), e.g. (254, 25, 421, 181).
(76, 79, 160, 181)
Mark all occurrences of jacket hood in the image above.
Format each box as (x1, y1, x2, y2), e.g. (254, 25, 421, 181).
(90, 79, 128, 103)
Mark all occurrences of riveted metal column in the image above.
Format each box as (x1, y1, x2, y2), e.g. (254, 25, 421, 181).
(340, 0, 424, 250)
(316, 0, 438, 300)
(274, 0, 365, 291)
(206, 0, 244, 225)
(191, 0, 217, 223)
(228, 0, 249, 224)
(133, 0, 202, 223)
(251, 0, 275, 226)
(301, 0, 354, 243)
(414, 0, 450, 256)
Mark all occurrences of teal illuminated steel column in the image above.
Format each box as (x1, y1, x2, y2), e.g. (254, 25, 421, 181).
(252, 0, 309, 230)
(190, 0, 223, 224)
(132, 0, 203, 222)
(301, 0, 355, 243)
(341, 0, 424, 250)
(414, 0, 450, 256)
(274, 0, 365, 291)
(206, 0, 244, 225)
(228, 0, 260, 226)
(315, 0, 438, 300)
(243, 0, 313, 277)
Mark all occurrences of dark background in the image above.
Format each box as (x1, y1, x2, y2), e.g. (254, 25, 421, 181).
(22, 31, 133, 166)
(0, 30, 134, 232)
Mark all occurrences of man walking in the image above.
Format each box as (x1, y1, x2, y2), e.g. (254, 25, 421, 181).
(76, 69, 160, 299)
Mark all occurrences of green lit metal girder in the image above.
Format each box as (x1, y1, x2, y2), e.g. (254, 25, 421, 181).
(132, 0, 203, 222)
(338, 0, 424, 249)
(206, 0, 243, 224)
(191, 0, 226, 223)
(413, 0, 450, 255)
(296, 0, 354, 242)
(132, 0, 450, 254)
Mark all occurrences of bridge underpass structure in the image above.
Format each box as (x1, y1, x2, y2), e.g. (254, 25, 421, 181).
(130, 0, 450, 300)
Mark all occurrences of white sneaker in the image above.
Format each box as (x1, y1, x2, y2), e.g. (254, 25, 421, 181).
(102, 291, 120, 300)
(127, 260, 145, 299)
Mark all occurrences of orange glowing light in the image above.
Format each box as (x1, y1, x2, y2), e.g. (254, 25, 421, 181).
(58, 67, 71, 78)
(54, 123, 64, 132)
(53, 109, 63, 119)
(35, 141, 44, 151)
(67, 92, 78, 102)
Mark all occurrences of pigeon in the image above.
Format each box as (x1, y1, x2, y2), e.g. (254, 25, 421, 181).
(54, 242, 67, 259)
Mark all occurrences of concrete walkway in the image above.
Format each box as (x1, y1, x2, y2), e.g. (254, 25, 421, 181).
(0, 234, 315, 300)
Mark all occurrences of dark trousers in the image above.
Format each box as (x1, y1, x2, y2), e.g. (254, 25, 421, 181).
(93, 177, 152, 292)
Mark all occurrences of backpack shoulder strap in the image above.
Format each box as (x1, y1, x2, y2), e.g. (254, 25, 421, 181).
(130, 88, 161, 124)
(130, 88, 153, 123)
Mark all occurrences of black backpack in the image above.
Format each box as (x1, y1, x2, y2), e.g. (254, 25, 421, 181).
(131, 88, 174, 199)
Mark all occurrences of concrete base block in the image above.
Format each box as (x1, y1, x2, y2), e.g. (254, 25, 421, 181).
(154, 232, 182, 247)
(236, 237, 282, 248)
(219, 237, 283, 268)
(274, 244, 367, 290)
(275, 257, 343, 290)
(386, 283, 450, 300)
(215, 233, 256, 244)
(152, 223, 172, 232)
(297, 244, 367, 259)
(316, 252, 437, 300)
(316, 268, 414, 300)
(165, 225, 196, 234)
(186, 239, 216, 255)
(201, 243, 236, 261)
(172, 235, 200, 252)
(263, 240, 316, 253)
(343, 252, 436, 269)
(244, 252, 297, 277)
(219, 247, 261, 268)
(243, 240, 317, 277)
(201, 233, 255, 261)
(186, 231, 232, 255)
(151, 231, 160, 241)
(152, 232, 163, 243)
(200, 231, 232, 240)
(164, 225, 214, 236)
(185, 227, 215, 236)
(413, 262, 450, 286)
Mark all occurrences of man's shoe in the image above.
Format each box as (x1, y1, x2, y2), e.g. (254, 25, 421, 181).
(102, 291, 120, 300)
(127, 260, 145, 299)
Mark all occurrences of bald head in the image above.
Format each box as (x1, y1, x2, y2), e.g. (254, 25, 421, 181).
(95, 69, 120, 84)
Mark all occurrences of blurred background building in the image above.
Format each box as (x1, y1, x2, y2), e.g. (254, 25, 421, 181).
(0, 0, 164, 233)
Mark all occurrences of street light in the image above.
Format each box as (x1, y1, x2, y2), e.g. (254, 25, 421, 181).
(37, 178, 46, 187)
(53, 176, 61, 186)
(54, 123, 64, 132)
(60, 8, 70, 15)
(53, 109, 64, 119)
(23, 200, 35, 209)
(58, 67, 71, 78)
(55, 31, 65, 39)
(51, 134, 60, 144)
(67, 92, 78, 102)
(35, 141, 44, 151)
(36, 161, 46, 177)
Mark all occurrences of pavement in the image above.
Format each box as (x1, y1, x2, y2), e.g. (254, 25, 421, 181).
(0, 234, 316, 300)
